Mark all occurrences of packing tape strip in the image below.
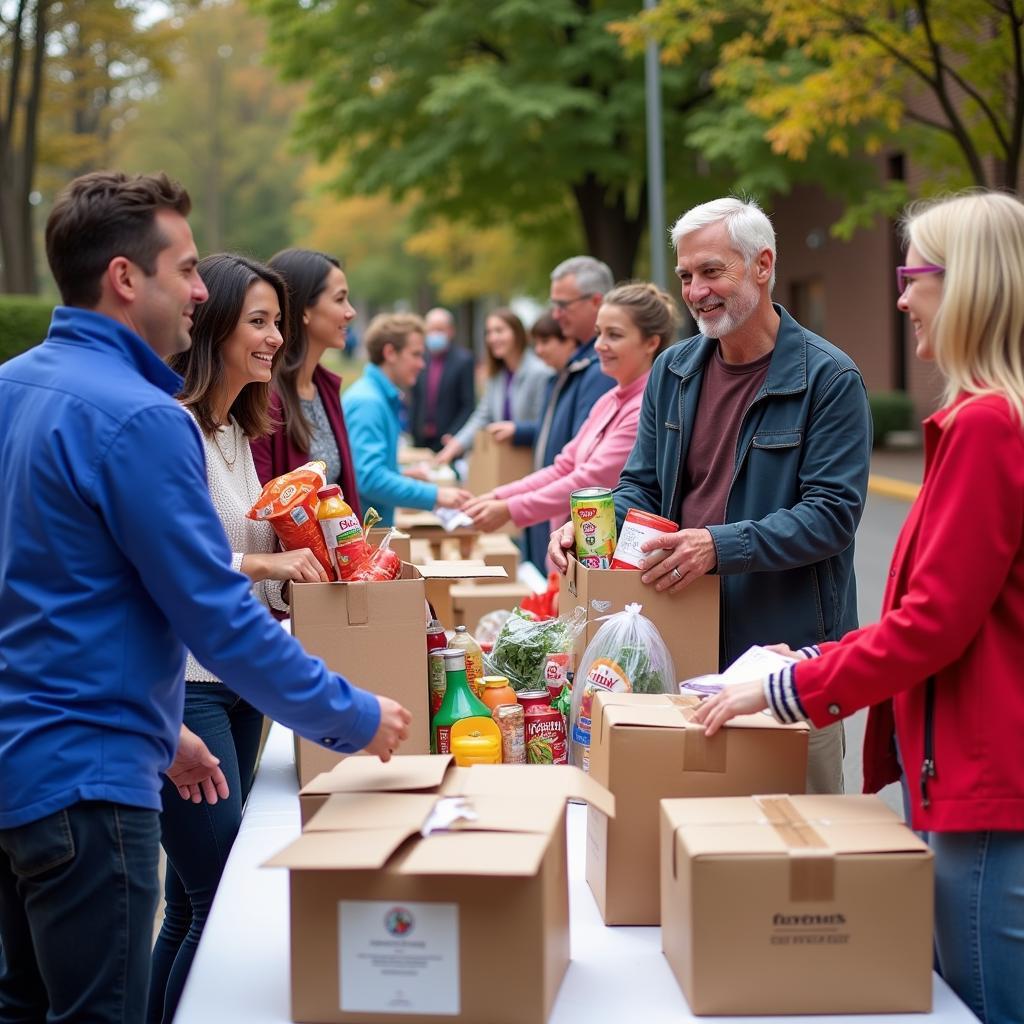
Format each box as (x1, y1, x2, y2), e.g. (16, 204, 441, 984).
(666, 695, 728, 773)
(756, 795, 835, 902)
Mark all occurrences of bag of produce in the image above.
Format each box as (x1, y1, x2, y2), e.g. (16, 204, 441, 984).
(484, 606, 586, 693)
(569, 603, 675, 771)
(348, 527, 403, 582)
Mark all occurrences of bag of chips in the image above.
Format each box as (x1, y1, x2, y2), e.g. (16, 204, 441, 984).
(247, 461, 335, 579)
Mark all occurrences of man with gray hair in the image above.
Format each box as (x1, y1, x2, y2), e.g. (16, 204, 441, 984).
(549, 198, 872, 793)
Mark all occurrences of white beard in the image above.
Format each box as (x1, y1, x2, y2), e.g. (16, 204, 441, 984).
(691, 279, 760, 339)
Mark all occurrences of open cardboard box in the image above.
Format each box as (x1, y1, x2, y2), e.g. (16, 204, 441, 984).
(422, 561, 508, 630)
(660, 794, 933, 1015)
(290, 561, 499, 786)
(586, 692, 807, 925)
(270, 754, 615, 1024)
(559, 553, 720, 680)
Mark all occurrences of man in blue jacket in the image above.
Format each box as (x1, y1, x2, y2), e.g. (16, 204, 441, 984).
(0, 171, 411, 1023)
(550, 198, 871, 794)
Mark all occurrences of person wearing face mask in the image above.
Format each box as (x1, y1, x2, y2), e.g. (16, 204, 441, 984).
(407, 307, 477, 452)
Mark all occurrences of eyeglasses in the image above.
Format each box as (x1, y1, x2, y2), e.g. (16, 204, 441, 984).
(896, 264, 944, 293)
(550, 293, 594, 312)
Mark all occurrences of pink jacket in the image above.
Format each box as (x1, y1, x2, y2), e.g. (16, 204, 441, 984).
(494, 371, 649, 541)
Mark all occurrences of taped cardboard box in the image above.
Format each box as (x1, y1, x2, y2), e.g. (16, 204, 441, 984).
(559, 554, 720, 681)
(465, 429, 534, 499)
(660, 794, 933, 1015)
(586, 692, 807, 926)
(473, 533, 521, 580)
(290, 562, 496, 787)
(268, 754, 615, 1024)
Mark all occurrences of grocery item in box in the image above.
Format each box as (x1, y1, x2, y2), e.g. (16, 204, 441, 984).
(609, 508, 676, 570)
(570, 487, 617, 569)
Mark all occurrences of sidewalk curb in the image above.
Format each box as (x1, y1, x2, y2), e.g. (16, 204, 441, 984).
(868, 474, 921, 502)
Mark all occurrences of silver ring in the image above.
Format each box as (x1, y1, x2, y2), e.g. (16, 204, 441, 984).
(671, 567, 682, 581)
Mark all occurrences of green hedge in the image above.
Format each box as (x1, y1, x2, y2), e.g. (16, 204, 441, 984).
(867, 390, 914, 448)
(0, 296, 54, 364)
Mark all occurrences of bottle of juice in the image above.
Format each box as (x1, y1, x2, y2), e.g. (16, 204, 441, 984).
(431, 648, 491, 755)
(449, 625, 485, 698)
(316, 485, 364, 579)
(480, 676, 518, 713)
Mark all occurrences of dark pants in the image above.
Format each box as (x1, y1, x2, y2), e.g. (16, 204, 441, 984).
(147, 684, 263, 1024)
(0, 801, 160, 1023)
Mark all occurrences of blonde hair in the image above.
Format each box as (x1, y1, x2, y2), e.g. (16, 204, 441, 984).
(903, 190, 1024, 423)
(364, 312, 426, 365)
(601, 281, 681, 354)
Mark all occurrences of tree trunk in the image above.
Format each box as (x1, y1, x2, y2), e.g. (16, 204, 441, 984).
(571, 173, 646, 280)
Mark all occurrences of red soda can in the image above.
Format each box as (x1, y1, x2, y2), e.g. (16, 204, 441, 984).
(519, 688, 568, 765)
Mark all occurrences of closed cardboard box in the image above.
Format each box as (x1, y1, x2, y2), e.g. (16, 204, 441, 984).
(559, 554, 720, 682)
(587, 692, 807, 925)
(290, 562, 494, 786)
(466, 429, 534, 498)
(660, 794, 934, 1015)
(268, 754, 615, 1024)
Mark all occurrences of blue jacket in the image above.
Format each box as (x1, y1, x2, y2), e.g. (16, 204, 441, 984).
(518, 338, 614, 568)
(615, 305, 871, 668)
(343, 363, 437, 526)
(0, 308, 381, 829)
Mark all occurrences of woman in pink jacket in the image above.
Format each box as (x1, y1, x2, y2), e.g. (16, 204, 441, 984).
(465, 282, 679, 558)
(693, 191, 1024, 1024)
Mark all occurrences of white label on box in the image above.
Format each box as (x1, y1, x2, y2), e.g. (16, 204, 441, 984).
(339, 900, 460, 1015)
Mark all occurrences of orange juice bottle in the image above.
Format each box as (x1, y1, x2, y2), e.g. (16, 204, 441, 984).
(316, 486, 363, 579)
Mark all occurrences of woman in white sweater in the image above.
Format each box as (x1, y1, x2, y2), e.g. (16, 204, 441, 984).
(148, 254, 327, 1024)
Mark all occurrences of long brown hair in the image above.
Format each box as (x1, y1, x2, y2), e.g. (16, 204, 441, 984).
(268, 248, 341, 452)
(169, 253, 289, 438)
(485, 307, 528, 377)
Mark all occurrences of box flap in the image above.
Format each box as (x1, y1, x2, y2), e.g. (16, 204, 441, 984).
(264, 827, 416, 871)
(445, 794, 566, 836)
(418, 563, 508, 581)
(300, 754, 453, 796)
(304, 792, 439, 833)
(448, 764, 615, 819)
(398, 831, 551, 877)
(596, 692, 806, 734)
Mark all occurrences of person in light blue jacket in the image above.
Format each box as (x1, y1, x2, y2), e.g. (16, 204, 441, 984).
(343, 312, 471, 526)
(0, 171, 411, 1024)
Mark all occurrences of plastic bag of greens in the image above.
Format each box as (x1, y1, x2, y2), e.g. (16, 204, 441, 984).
(569, 603, 675, 771)
(484, 606, 586, 693)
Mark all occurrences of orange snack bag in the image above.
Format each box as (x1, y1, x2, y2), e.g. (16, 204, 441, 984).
(247, 461, 335, 580)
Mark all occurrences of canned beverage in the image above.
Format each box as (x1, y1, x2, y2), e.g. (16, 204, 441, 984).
(520, 688, 568, 765)
(495, 702, 526, 764)
(609, 508, 678, 570)
(428, 650, 448, 721)
(570, 487, 617, 569)
(543, 652, 571, 703)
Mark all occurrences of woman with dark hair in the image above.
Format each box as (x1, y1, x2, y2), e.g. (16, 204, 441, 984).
(148, 253, 328, 1024)
(432, 307, 552, 466)
(249, 248, 361, 516)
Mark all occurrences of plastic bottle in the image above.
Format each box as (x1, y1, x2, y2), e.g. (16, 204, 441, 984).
(316, 485, 364, 579)
(448, 625, 485, 698)
(431, 648, 491, 755)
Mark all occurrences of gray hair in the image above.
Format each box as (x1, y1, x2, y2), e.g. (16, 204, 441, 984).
(670, 197, 777, 292)
(424, 306, 455, 328)
(550, 255, 614, 296)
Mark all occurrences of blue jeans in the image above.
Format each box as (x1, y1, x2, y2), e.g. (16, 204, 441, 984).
(933, 830, 1024, 1024)
(0, 801, 160, 1023)
(147, 684, 263, 1024)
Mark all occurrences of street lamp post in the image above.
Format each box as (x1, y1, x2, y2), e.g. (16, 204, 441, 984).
(644, 0, 667, 289)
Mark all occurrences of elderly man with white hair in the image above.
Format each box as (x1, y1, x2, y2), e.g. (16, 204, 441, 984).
(549, 197, 872, 794)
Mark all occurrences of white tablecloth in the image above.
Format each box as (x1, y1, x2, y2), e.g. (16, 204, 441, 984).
(174, 724, 977, 1024)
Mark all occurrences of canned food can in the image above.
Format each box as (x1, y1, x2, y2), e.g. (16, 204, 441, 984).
(570, 487, 617, 569)
(609, 508, 678, 570)
(520, 689, 568, 765)
(495, 702, 526, 764)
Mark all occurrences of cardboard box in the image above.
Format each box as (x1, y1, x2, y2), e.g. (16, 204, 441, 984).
(395, 509, 477, 560)
(423, 561, 508, 629)
(290, 562, 494, 786)
(465, 429, 534, 497)
(586, 692, 807, 925)
(268, 754, 615, 1024)
(559, 554, 720, 681)
(366, 527, 411, 565)
(473, 533, 521, 579)
(450, 581, 532, 634)
(660, 794, 934, 1015)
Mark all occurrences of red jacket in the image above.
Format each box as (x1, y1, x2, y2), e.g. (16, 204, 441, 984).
(794, 394, 1024, 832)
(250, 365, 361, 520)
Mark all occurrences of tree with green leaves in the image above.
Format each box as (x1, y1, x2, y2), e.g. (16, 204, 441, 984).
(256, 0, 742, 280)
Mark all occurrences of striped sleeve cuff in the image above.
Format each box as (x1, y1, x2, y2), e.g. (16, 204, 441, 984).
(762, 663, 810, 724)
(798, 645, 822, 659)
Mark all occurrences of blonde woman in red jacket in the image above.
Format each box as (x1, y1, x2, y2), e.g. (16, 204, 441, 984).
(695, 190, 1024, 1024)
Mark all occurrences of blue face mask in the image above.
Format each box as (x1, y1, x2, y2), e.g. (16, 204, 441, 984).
(425, 331, 449, 353)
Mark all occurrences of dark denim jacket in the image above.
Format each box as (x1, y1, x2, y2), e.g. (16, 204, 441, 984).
(615, 305, 872, 668)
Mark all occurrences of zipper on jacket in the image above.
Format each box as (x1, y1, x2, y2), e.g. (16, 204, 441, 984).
(919, 677, 937, 808)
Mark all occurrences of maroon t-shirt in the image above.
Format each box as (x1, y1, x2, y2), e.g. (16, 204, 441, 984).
(679, 347, 772, 528)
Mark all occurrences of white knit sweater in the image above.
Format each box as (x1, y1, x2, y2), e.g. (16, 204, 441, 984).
(184, 411, 288, 683)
